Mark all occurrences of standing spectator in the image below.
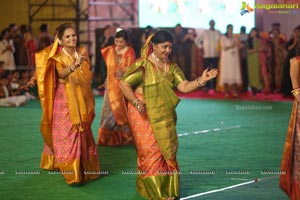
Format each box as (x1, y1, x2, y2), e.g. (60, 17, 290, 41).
(171, 24, 188, 78)
(239, 26, 249, 92)
(183, 28, 197, 80)
(269, 22, 287, 42)
(97, 30, 136, 146)
(13, 24, 29, 68)
(112, 22, 121, 35)
(8, 23, 22, 67)
(21, 25, 37, 67)
(0, 28, 16, 71)
(140, 25, 155, 47)
(97, 25, 114, 83)
(219, 24, 242, 98)
(195, 19, 222, 92)
(99, 25, 114, 49)
(247, 28, 270, 97)
(0, 61, 4, 77)
(37, 23, 53, 51)
(268, 29, 286, 93)
(189, 28, 203, 80)
(8, 23, 30, 69)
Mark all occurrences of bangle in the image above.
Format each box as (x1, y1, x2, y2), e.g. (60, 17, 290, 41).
(195, 77, 206, 86)
(291, 88, 300, 96)
(132, 99, 141, 107)
(74, 62, 80, 68)
(70, 65, 75, 72)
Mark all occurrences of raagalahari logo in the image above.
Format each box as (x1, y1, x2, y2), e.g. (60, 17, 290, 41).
(240, 1, 299, 15)
(240, 1, 254, 16)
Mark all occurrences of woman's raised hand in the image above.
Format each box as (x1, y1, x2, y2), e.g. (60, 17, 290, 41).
(201, 68, 218, 82)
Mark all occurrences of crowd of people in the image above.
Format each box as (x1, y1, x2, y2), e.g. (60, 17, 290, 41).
(1, 21, 300, 107)
(96, 21, 300, 100)
(0, 23, 52, 106)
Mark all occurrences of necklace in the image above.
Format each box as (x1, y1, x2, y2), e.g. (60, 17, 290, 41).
(115, 46, 128, 65)
(152, 53, 167, 76)
(62, 47, 83, 73)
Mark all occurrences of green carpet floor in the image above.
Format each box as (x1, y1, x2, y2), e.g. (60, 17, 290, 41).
(0, 96, 292, 200)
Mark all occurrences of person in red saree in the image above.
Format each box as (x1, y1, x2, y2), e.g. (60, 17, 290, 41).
(280, 56, 300, 200)
(120, 30, 218, 200)
(35, 23, 100, 185)
(97, 30, 136, 145)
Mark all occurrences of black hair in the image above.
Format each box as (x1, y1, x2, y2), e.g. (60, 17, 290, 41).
(20, 24, 31, 34)
(103, 24, 112, 31)
(151, 30, 174, 44)
(145, 25, 153, 31)
(144, 26, 154, 40)
(56, 23, 75, 40)
(247, 27, 260, 49)
(294, 25, 300, 32)
(272, 22, 280, 27)
(39, 23, 49, 32)
(225, 24, 233, 37)
(115, 30, 129, 42)
(0, 28, 9, 40)
(1, 70, 10, 79)
(8, 23, 17, 31)
(240, 26, 246, 33)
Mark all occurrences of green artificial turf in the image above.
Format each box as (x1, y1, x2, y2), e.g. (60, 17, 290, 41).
(0, 97, 292, 200)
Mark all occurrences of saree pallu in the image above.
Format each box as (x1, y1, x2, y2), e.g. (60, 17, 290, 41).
(98, 90, 132, 145)
(127, 93, 180, 200)
(40, 143, 56, 170)
(280, 100, 300, 200)
(51, 83, 100, 184)
(98, 45, 135, 146)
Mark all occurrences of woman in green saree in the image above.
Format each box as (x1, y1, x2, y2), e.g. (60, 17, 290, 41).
(120, 30, 218, 200)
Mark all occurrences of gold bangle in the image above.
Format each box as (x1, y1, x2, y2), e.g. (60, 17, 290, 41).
(292, 88, 300, 96)
(75, 63, 80, 68)
(70, 65, 75, 72)
(196, 77, 206, 86)
(132, 99, 141, 107)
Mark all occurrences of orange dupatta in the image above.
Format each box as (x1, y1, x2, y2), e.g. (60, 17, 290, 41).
(101, 45, 136, 125)
(35, 40, 59, 150)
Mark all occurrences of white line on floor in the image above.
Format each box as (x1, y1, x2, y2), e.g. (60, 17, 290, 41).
(230, 178, 250, 181)
(180, 176, 277, 200)
(178, 125, 242, 137)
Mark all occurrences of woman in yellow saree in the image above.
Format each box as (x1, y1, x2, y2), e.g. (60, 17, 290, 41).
(280, 56, 300, 200)
(36, 23, 100, 185)
(98, 30, 136, 146)
(120, 30, 218, 200)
